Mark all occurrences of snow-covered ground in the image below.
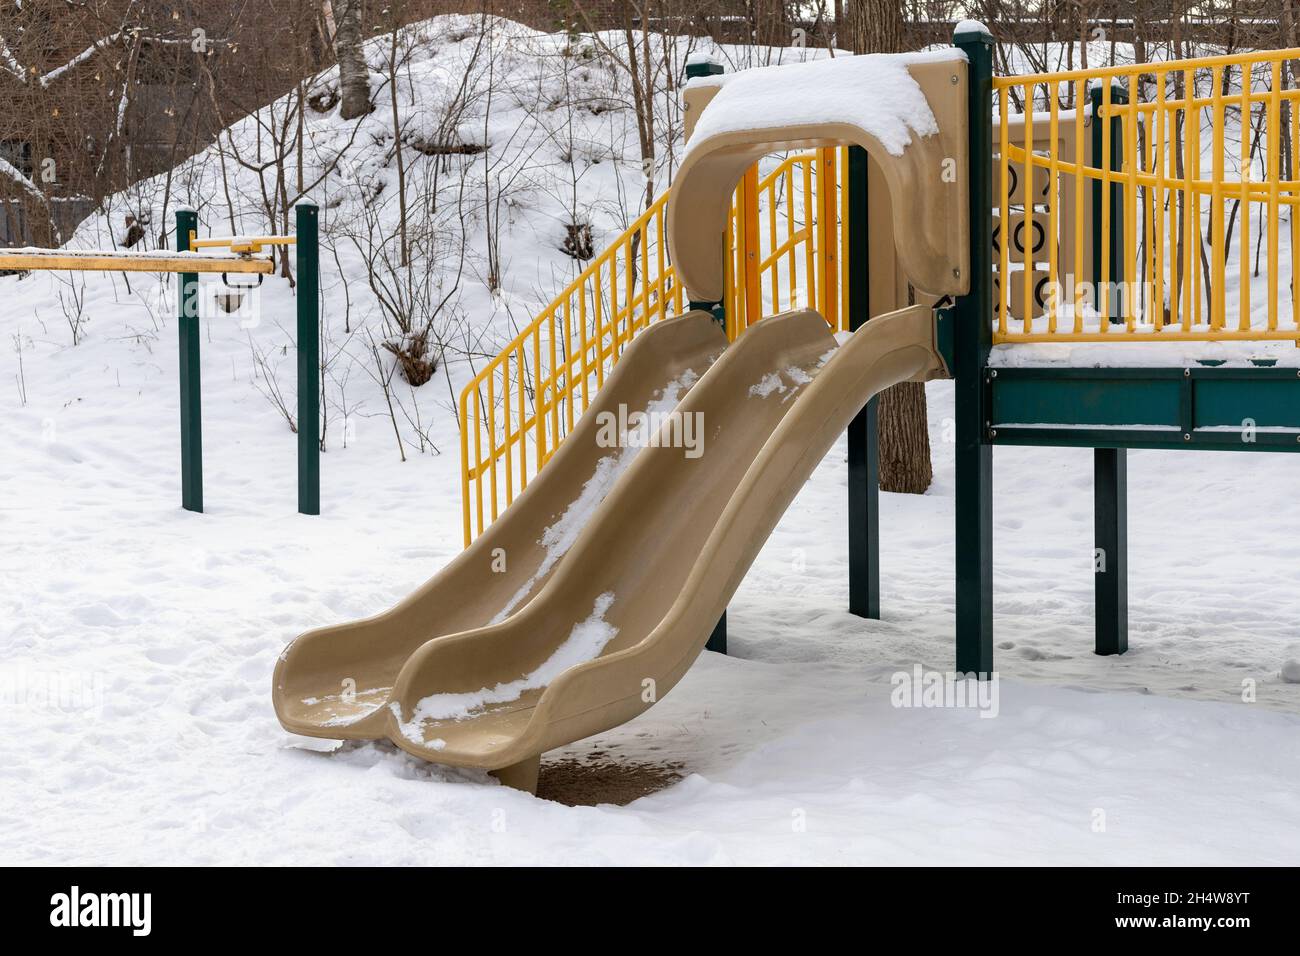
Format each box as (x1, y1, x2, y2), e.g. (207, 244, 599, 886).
(5, 346, 1300, 864)
(3, 16, 1300, 866)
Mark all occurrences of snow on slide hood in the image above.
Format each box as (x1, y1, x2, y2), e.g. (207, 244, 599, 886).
(685, 50, 963, 158)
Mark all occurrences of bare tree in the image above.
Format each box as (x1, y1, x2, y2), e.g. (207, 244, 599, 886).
(330, 0, 373, 120)
(851, 0, 933, 495)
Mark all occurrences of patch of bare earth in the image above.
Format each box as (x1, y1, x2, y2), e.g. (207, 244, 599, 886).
(537, 749, 685, 806)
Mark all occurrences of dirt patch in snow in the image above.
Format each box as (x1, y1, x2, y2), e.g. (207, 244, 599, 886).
(537, 751, 685, 806)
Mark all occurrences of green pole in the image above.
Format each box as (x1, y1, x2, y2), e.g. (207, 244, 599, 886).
(296, 202, 320, 515)
(176, 208, 203, 513)
(1089, 83, 1127, 321)
(685, 54, 727, 654)
(952, 23, 995, 678)
(1087, 85, 1130, 655)
(846, 144, 880, 619)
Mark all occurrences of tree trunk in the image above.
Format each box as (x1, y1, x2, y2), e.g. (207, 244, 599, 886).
(332, 0, 372, 120)
(849, 0, 932, 495)
(846, 0, 902, 55)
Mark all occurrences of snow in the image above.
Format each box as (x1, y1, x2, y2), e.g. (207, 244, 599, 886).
(399, 592, 619, 732)
(749, 363, 814, 399)
(685, 51, 957, 157)
(3, 15, 1300, 865)
(953, 19, 991, 38)
(0, 245, 265, 262)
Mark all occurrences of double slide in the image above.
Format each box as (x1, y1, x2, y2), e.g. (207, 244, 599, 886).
(274, 304, 946, 789)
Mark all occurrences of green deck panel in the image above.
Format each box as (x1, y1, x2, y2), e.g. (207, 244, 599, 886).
(988, 366, 1300, 451)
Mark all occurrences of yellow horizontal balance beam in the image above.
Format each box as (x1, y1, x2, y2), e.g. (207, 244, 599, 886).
(0, 249, 275, 274)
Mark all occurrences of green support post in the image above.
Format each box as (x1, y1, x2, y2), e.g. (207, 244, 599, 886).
(1093, 448, 1128, 655)
(846, 145, 880, 619)
(1089, 83, 1127, 322)
(296, 202, 321, 516)
(1088, 85, 1129, 651)
(686, 56, 727, 654)
(688, 295, 727, 652)
(176, 208, 203, 513)
(952, 24, 995, 678)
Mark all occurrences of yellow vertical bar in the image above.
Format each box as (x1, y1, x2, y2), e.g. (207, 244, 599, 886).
(835, 153, 847, 328)
(1292, 79, 1300, 331)
(1023, 86, 1035, 334)
(999, 85, 1010, 336)
(1268, 60, 1281, 332)
(1124, 76, 1139, 331)
(1074, 78, 1085, 332)
(515, 346, 526, 495)
(622, 235, 633, 341)
(1153, 75, 1166, 330)
(460, 388, 472, 546)
(486, 370, 498, 521)
(1048, 83, 1060, 334)
(742, 165, 761, 328)
(577, 281, 590, 409)
(785, 167, 796, 309)
(1212, 67, 1226, 329)
(640, 217, 652, 327)
(592, 267, 604, 386)
(1100, 80, 1112, 327)
(803, 155, 816, 314)
(1190, 74, 1203, 326)
(1240, 64, 1252, 328)
(506, 353, 517, 502)
(532, 327, 544, 476)
(655, 206, 666, 321)
(1142, 97, 1155, 328)
(820, 147, 839, 326)
(767, 180, 778, 311)
(473, 387, 483, 537)
(728, 192, 737, 338)
(838, 147, 851, 331)
(608, 247, 620, 358)
(562, 298, 575, 432)
(1181, 67, 1195, 331)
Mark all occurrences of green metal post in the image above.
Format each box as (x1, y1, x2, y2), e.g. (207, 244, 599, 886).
(296, 202, 321, 515)
(176, 208, 203, 513)
(1093, 447, 1128, 655)
(953, 24, 995, 678)
(690, 294, 726, 651)
(1089, 84, 1127, 321)
(846, 145, 880, 619)
(686, 55, 727, 654)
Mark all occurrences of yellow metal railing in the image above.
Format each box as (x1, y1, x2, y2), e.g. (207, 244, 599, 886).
(994, 48, 1300, 342)
(459, 147, 848, 545)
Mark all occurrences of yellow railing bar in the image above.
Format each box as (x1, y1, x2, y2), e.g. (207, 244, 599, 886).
(993, 47, 1300, 88)
(459, 151, 835, 544)
(190, 234, 297, 255)
(1002, 141, 1300, 201)
(0, 250, 274, 274)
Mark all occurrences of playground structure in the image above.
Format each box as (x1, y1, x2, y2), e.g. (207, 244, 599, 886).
(275, 26, 1300, 791)
(0, 205, 321, 516)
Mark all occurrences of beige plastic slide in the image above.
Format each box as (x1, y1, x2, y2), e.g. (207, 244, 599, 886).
(273, 311, 726, 740)
(379, 305, 945, 791)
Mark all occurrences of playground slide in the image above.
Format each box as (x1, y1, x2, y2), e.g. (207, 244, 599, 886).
(273, 311, 726, 739)
(380, 304, 946, 790)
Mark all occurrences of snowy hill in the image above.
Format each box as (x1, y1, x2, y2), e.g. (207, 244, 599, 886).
(3, 15, 830, 460)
